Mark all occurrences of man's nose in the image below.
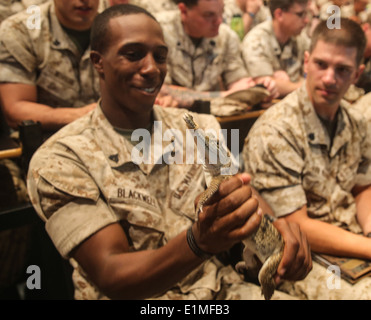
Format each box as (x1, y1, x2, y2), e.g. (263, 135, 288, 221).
(322, 67, 336, 85)
(141, 54, 160, 76)
(215, 14, 223, 26)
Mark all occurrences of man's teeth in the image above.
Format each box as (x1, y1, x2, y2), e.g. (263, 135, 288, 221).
(142, 87, 156, 93)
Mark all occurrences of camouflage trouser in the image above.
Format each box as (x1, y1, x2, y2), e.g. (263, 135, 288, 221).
(153, 264, 297, 300)
(155, 281, 297, 300)
(72, 258, 297, 300)
(278, 261, 371, 300)
(0, 159, 31, 290)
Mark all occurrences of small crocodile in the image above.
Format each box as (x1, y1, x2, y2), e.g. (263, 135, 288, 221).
(183, 112, 284, 300)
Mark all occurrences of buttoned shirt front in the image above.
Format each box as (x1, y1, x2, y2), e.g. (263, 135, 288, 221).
(223, 0, 271, 34)
(99, 0, 178, 13)
(27, 103, 245, 299)
(243, 83, 371, 234)
(0, 1, 100, 108)
(0, 0, 48, 24)
(242, 20, 309, 82)
(156, 10, 249, 91)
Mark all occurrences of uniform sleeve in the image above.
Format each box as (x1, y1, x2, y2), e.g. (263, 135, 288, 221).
(28, 144, 118, 259)
(356, 113, 371, 187)
(220, 25, 249, 87)
(243, 123, 307, 217)
(0, 16, 38, 84)
(241, 30, 275, 78)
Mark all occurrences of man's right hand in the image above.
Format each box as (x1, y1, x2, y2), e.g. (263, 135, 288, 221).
(192, 173, 262, 254)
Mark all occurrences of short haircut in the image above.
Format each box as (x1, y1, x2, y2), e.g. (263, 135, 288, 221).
(90, 4, 158, 54)
(309, 18, 366, 66)
(269, 0, 308, 16)
(173, 0, 199, 7)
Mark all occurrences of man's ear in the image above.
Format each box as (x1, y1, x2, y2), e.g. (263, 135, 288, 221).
(353, 63, 365, 84)
(90, 50, 104, 75)
(303, 51, 310, 74)
(273, 8, 284, 21)
(362, 22, 370, 33)
(178, 3, 187, 18)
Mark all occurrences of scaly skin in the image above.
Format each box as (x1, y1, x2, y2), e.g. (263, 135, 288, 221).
(183, 113, 284, 300)
(183, 113, 232, 214)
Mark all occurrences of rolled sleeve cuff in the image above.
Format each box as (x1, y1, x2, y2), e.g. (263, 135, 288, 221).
(45, 198, 118, 259)
(246, 61, 273, 78)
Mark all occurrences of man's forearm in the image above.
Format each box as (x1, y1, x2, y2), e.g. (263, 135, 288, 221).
(160, 84, 222, 108)
(354, 184, 371, 235)
(5, 100, 96, 131)
(284, 206, 371, 260)
(274, 78, 303, 98)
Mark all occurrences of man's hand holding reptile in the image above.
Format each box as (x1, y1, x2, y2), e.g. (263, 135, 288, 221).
(192, 173, 262, 255)
(184, 113, 312, 299)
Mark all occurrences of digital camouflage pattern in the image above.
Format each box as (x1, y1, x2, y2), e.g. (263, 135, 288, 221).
(155, 10, 249, 91)
(243, 84, 371, 299)
(278, 260, 371, 300)
(27, 104, 293, 300)
(0, 1, 100, 108)
(244, 83, 371, 232)
(243, 83, 371, 298)
(352, 91, 371, 123)
(0, 0, 47, 24)
(100, 0, 178, 13)
(241, 20, 310, 82)
(223, 0, 271, 34)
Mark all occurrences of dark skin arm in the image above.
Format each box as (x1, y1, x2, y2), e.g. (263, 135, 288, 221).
(72, 174, 311, 299)
(72, 173, 261, 299)
(251, 187, 312, 284)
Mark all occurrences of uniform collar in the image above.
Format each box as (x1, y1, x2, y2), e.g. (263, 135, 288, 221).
(49, 2, 91, 59)
(91, 103, 181, 174)
(172, 11, 219, 59)
(299, 83, 352, 157)
(263, 20, 297, 59)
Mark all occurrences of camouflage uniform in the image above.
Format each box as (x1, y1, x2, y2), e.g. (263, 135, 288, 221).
(352, 91, 371, 122)
(319, 1, 355, 20)
(0, 0, 47, 24)
(27, 103, 293, 300)
(99, 0, 177, 14)
(243, 83, 371, 299)
(0, 1, 100, 109)
(155, 10, 249, 91)
(223, 0, 271, 34)
(241, 20, 310, 82)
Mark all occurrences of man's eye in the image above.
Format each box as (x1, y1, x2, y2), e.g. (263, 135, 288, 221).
(336, 67, 351, 76)
(155, 54, 167, 64)
(316, 61, 326, 69)
(125, 52, 144, 61)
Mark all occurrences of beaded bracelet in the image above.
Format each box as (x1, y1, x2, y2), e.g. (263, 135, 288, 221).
(186, 226, 213, 260)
